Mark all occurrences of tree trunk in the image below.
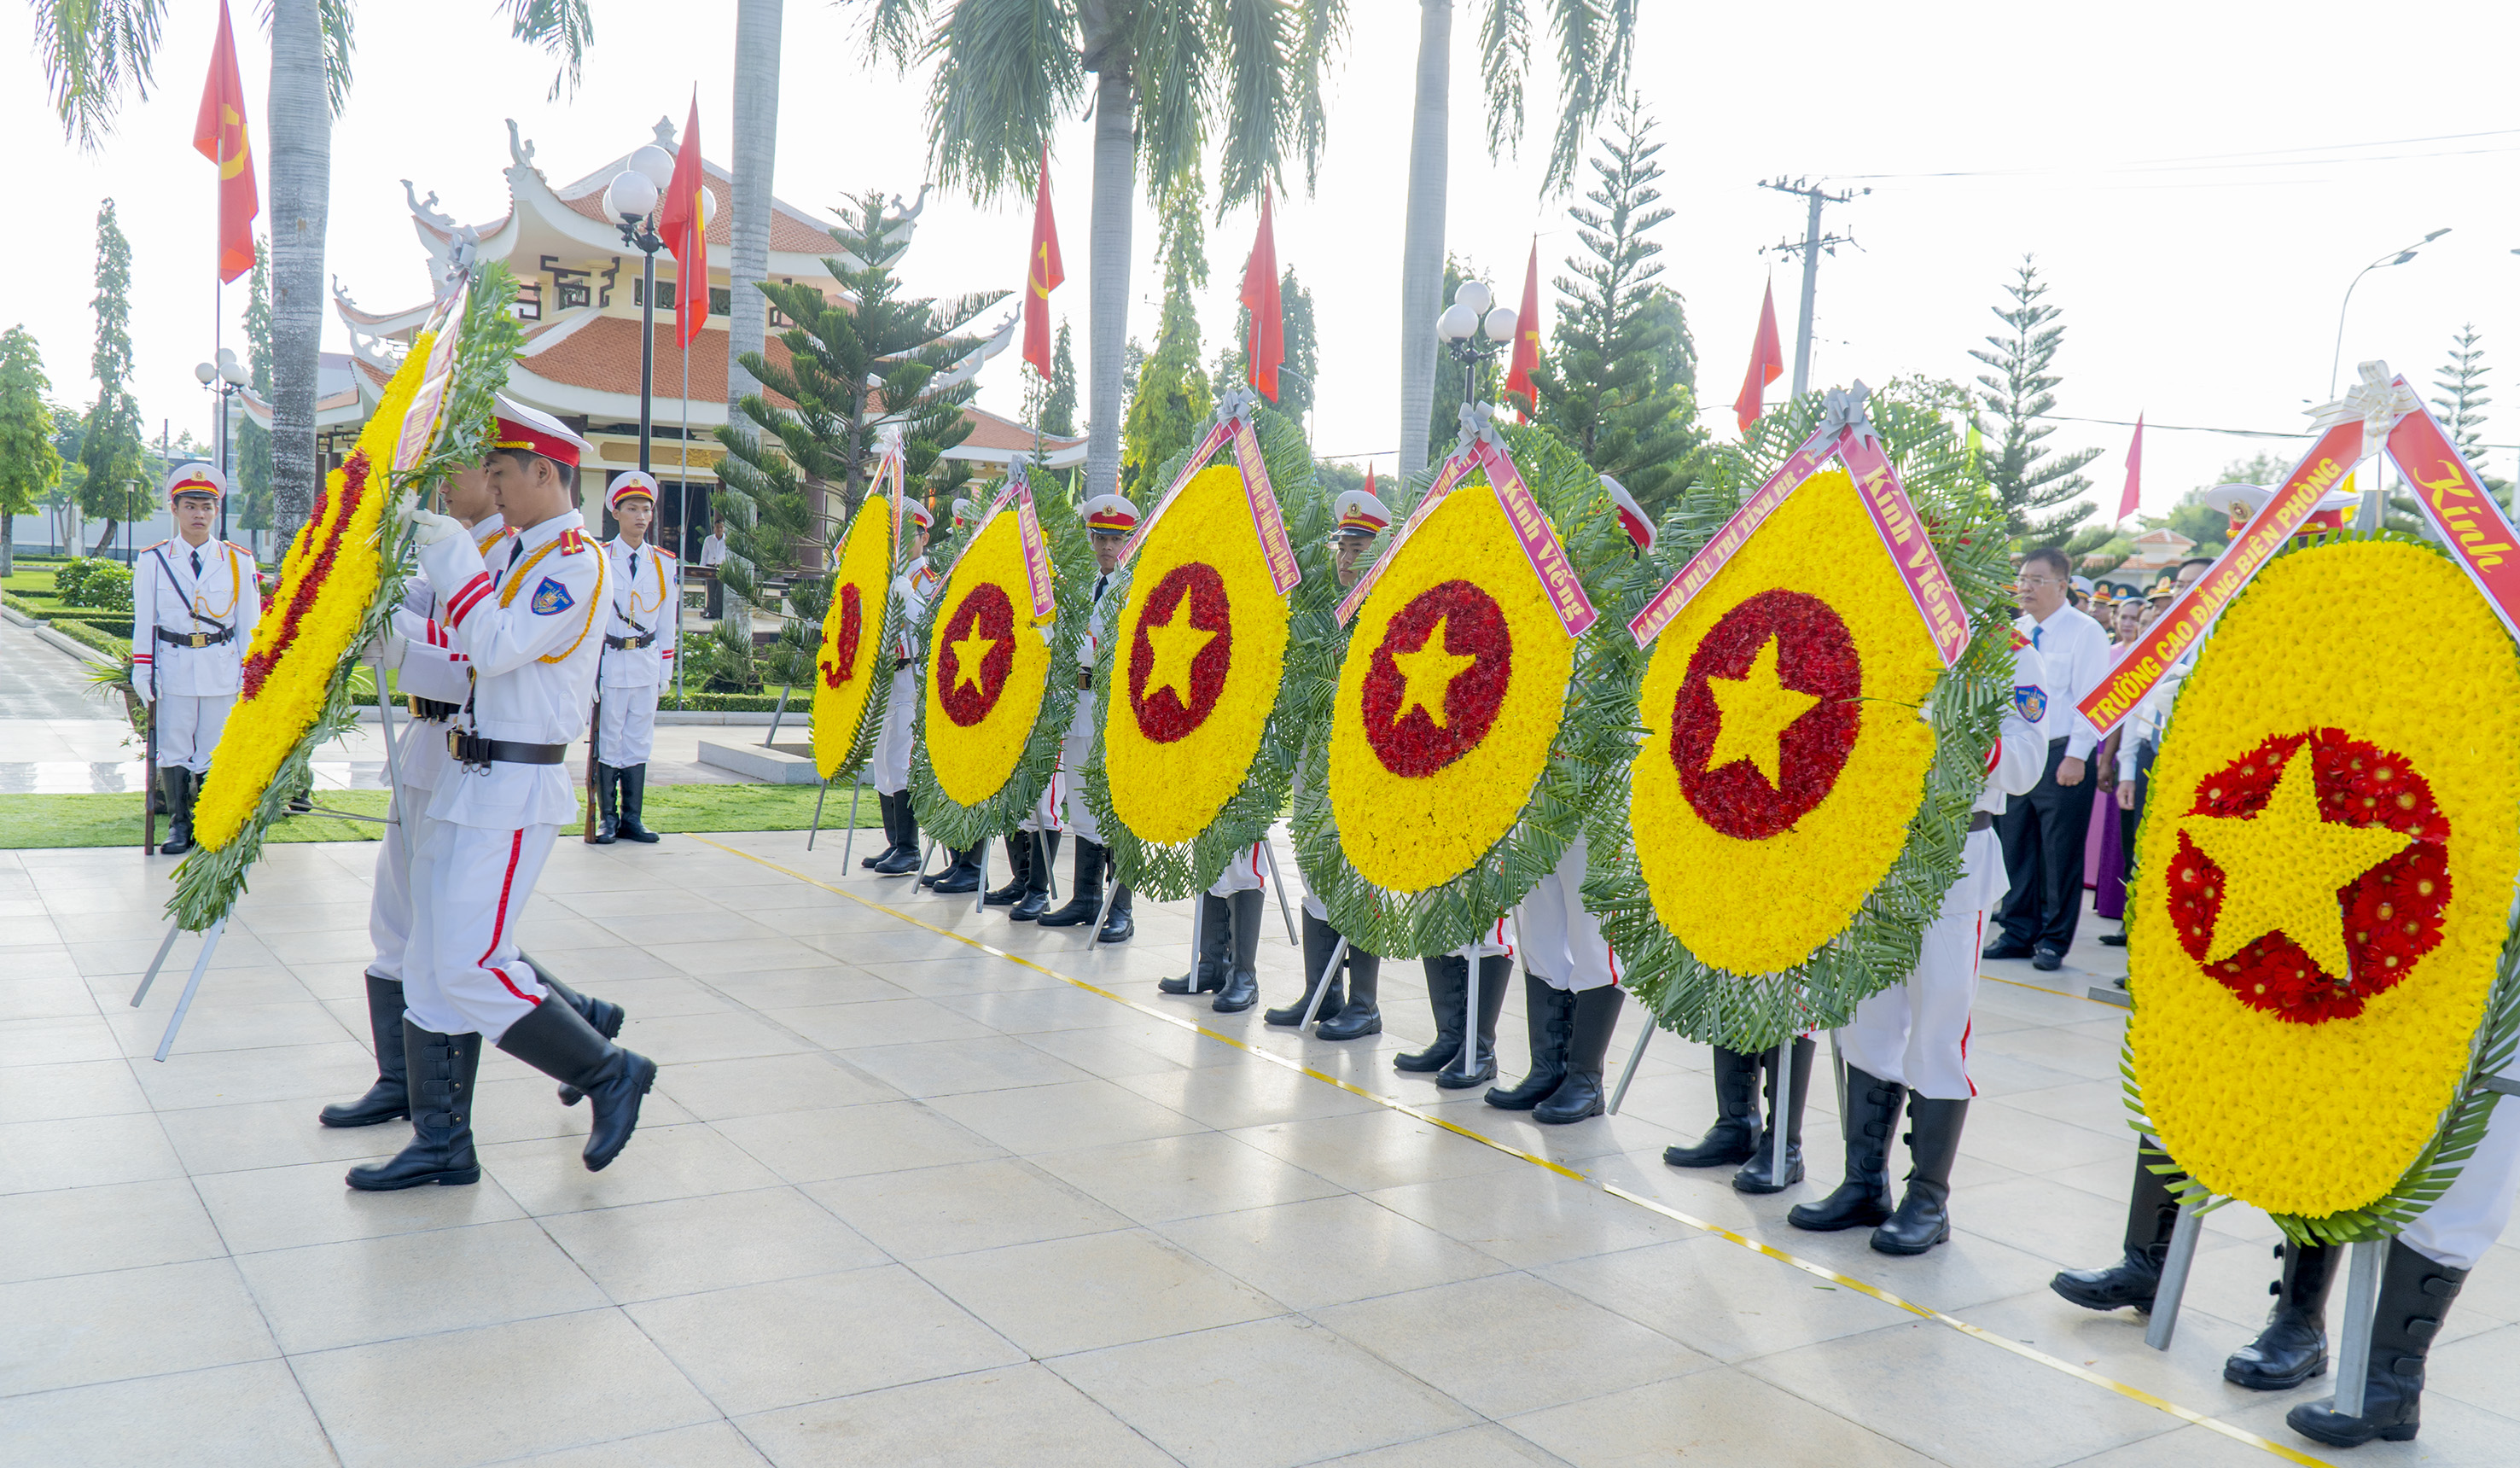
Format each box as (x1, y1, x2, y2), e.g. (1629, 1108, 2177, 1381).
(91, 519, 119, 556)
(1085, 67, 1135, 502)
(726, 0, 783, 430)
(2, 512, 14, 579)
(1396, 0, 1452, 479)
(266, 0, 329, 547)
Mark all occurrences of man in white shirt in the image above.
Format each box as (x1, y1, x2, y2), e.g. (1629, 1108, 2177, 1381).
(698, 516, 729, 619)
(1984, 545, 2114, 971)
(132, 463, 263, 855)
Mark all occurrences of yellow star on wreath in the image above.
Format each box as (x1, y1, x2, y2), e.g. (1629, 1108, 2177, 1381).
(2183, 742, 2412, 981)
(1391, 615, 1477, 728)
(948, 630, 997, 693)
(1139, 602, 1217, 707)
(1705, 633, 1821, 789)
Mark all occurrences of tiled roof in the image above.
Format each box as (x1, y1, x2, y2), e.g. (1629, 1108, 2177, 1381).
(955, 405, 1085, 453)
(556, 165, 835, 255)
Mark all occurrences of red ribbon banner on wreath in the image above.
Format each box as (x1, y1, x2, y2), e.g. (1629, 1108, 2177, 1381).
(1629, 400, 1969, 668)
(1333, 436, 1594, 635)
(1334, 452, 1475, 625)
(983, 466, 1056, 617)
(1118, 409, 1301, 596)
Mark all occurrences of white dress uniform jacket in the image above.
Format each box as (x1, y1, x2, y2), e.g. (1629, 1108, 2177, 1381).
(418, 510, 610, 830)
(131, 534, 261, 698)
(599, 537, 678, 688)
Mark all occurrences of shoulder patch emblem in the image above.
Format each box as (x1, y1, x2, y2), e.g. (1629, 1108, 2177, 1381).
(2012, 684, 2048, 725)
(531, 576, 575, 616)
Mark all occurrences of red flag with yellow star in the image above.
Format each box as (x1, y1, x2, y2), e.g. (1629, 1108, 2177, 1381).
(191, 0, 258, 283)
(1504, 242, 1540, 414)
(655, 93, 711, 350)
(1024, 148, 1064, 381)
(1239, 190, 1283, 401)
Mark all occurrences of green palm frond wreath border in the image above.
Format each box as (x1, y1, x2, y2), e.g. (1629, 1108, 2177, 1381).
(1077, 408, 1330, 902)
(1580, 387, 2017, 1055)
(907, 481, 1089, 852)
(1288, 422, 1643, 960)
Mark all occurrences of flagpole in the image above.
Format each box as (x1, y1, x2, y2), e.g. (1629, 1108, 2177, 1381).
(677, 337, 690, 708)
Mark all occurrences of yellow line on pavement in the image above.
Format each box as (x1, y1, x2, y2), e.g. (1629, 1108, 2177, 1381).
(690, 835, 2334, 1467)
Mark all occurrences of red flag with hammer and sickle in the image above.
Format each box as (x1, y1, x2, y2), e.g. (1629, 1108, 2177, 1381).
(1024, 147, 1063, 381)
(192, 0, 259, 283)
(1503, 241, 1541, 415)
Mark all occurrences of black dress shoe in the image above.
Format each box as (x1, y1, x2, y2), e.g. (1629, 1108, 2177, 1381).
(2098, 930, 2127, 947)
(1009, 889, 1050, 922)
(1982, 939, 2035, 960)
(1213, 968, 1260, 1013)
(2031, 947, 2064, 972)
(1096, 900, 1135, 944)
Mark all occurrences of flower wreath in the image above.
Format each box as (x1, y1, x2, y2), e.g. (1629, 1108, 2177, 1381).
(1583, 385, 2015, 1052)
(1080, 408, 1332, 900)
(907, 481, 1088, 849)
(811, 492, 901, 781)
(173, 266, 527, 932)
(2124, 534, 2520, 1241)
(1289, 422, 1638, 958)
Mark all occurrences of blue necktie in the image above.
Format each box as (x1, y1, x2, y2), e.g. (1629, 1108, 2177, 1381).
(2032, 625, 2043, 649)
(189, 549, 202, 577)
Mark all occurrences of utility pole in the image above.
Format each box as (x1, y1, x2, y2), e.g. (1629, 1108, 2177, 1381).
(1757, 178, 1868, 399)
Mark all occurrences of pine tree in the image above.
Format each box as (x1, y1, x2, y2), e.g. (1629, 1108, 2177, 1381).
(1121, 187, 1213, 500)
(1970, 255, 2099, 545)
(1042, 323, 1078, 438)
(716, 189, 1000, 688)
(79, 199, 149, 555)
(1529, 101, 1703, 521)
(2432, 323, 2510, 504)
(237, 237, 275, 532)
(0, 325, 63, 578)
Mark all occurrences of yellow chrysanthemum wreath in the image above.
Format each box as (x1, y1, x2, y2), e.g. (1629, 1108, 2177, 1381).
(2128, 538, 2520, 1234)
(1632, 467, 1941, 975)
(1103, 465, 1291, 843)
(811, 494, 898, 780)
(191, 334, 434, 853)
(1329, 481, 1574, 893)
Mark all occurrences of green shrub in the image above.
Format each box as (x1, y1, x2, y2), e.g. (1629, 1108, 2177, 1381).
(71, 562, 132, 611)
(53, 557, 98, 603)
(44, 618, 130, 660)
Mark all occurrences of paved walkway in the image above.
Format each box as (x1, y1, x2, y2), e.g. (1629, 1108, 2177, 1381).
(0, 615, 114, 722)
(0, 833, 2511, 1466)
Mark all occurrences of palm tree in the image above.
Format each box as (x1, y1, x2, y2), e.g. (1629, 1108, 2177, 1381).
(29, 0, 594, 541)
(725, 0, 782, 428)
(853, 0, 1346, 502)
(1395, 0, 1636, 476)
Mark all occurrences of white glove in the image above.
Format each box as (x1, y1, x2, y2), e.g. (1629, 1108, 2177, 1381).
(403, 504, 465, 548)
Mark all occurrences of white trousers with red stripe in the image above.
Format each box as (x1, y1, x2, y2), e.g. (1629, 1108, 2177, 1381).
(1838, 824, 2007, 1100)
(1514, 836, 1618, 992)
(401, 818, 556, 1040)
(366, 802, 444, 985)
(1208, 841, 1266, 897)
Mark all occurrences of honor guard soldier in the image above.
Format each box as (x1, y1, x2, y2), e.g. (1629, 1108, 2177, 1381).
(1035, 493, 1136, 941)
(351, 400, 657, 1191)
(132, 463, 261, 855)
(918, 495, 987, 894)
(864, 500, 935, 876)
(1787, 629, 2051, 1250)
(595, 470, 677, 844)
(1486, 478, 1656, 1123)
(327, 457, 623, 1129)
(1271, 485, 1393, 1037)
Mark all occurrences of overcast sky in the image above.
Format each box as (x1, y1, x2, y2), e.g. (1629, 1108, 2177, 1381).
(9, 1, 2518, 521)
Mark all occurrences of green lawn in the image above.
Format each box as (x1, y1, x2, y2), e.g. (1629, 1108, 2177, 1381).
(0, 782, 881, 849)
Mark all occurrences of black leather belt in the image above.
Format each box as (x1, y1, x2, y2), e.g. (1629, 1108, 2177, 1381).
(895, 656, 913, 670)
(408, 696, 459, 722)
(604, 633, 654, 650)
(155, 625, 234, 648)
(1969, 812, 1993, 832)
(1076, 673, 1093, 690)
(449, 730, 569, 768)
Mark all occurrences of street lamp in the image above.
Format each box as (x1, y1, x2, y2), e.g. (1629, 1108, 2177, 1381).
(602, 142, 677, 480)
(194, 347, 251, 540)
(1434, 278, 1516, 417)
(2331, 228, 2449, 397)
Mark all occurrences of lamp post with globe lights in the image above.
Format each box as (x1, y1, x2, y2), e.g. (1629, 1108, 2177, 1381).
(602, 141, 678, 479)
(193, 348, 252, 540)
(1434, 278, 1518, 420)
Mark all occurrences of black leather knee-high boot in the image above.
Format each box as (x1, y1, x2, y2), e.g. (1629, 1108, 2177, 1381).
(318, 973, 411, 1127)
(1665, 1046, 1765, 1168)
(1872, 1095, 1968, 1254)
(345, 1022, 480, 1191)
(2226, 1241, 2340, 1390)
(1212, 889, 1264, 1012)
(1789, 1063, 1904, 1230)
(1268, 912, 1347, 1026)
(1317, 942, 1381, 1040)
(2052, 1145, 2185, 1310)
(1159, 894, 1233, 994)
(2288, 1239, 2467, 1447)
(1395, 957, 1465, 1072)
(1533, 985, 1624, 1124)
(1437, 956, 1510, 1089)
(1731, 1036, 1813, 1193)
(1486, 974, 1576, 1110)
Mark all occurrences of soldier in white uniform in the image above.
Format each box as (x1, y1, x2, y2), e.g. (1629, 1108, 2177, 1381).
(350, 402, 656, 1191)
(131, 463, 262, 855)
(1789, 629, 2052, 1252)
(864, 501, 934, 876)
(1158, 840, 1272, 1012)
(1036, 493, 1136, 941)
(594, 470, 677, 845)
(325, 462, 625, 1128)
(1272, 486, 1391, 1038)
(1487, 478, 1658, 1122)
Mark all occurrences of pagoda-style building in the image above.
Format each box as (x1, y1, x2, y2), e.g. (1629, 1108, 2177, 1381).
(247, 115, 1080, 556)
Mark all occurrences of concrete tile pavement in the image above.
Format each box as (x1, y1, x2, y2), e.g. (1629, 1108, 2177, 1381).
(0, 831, 2509, 1465)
